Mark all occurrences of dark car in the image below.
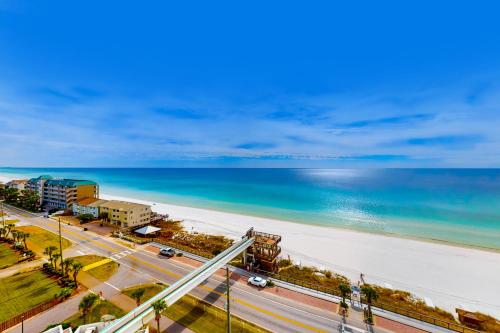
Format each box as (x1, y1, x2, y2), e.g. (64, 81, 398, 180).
(159, 248, 175, 257)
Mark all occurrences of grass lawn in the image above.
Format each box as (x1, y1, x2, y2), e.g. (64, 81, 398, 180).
(116, 240, 135, 249)
(71, 255, 119, 281)
(122, 283, 166, 302)
(0, 270, 64, 322)
(64, 299, 125, 328)
(14, 226, 71, 255)
(3, 219, 19, 225)
(0, 242, 20, 269)
(57, 216, 81, 225)
(122, 284, 270, 333)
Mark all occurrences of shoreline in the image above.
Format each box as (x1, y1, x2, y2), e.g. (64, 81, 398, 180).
(2, 174, 500, 317)
(99, 193, 500, 318)
(1, 173, 499, 253)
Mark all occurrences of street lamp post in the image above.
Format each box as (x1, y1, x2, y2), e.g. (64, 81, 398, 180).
(0, 199, 5, 228)
(58, 217, 64, 275)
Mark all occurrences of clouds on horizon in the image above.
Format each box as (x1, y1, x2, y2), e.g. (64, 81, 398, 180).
(0, 76, 499, 167)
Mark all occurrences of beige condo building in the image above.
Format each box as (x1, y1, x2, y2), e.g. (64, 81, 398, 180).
(99, 200, 151, 228)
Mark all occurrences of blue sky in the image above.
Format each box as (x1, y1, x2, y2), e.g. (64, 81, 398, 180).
(0, 0, 499, 167)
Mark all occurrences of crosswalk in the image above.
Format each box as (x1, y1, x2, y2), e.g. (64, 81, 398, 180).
(110, 249, 135, 260)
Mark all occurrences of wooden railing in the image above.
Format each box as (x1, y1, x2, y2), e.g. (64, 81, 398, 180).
(0, 298, 62, 331)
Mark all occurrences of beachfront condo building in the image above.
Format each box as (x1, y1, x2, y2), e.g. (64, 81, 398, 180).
(73, 198, 109, 218)
(99, 200, 151, 228)
(5, 179, 28, 191)
(43, 179, 99, 210)
(26, 175, 53, 202)
(26, 175, 99, 210)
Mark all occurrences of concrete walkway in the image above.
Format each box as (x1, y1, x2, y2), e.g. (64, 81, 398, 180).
(0, 258, 45, 278)
(6, 260, 194, 333)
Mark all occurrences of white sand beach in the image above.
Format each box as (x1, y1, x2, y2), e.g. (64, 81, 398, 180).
(99, 193, 500, 318)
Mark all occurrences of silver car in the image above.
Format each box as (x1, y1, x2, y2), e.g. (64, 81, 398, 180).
(159, 248, 175, 257)
(248, 276, 267, 288)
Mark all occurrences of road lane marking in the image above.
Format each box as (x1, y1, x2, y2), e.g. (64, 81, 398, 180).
(104, 282, 120, 291)
(237, 298, 328, 333)
(20, 215, 331, 333)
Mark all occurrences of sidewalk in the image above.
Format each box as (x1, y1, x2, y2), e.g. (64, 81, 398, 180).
(151, 242, 442, 333)
(0, 258, 45, 278)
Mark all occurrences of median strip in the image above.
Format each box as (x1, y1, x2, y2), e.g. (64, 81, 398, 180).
(82, 258, 114, 271)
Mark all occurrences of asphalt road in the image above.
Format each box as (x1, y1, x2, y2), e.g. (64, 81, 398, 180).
(4, 206, 390, 333)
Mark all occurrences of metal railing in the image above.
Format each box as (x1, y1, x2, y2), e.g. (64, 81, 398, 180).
(369, 300, 481, 333)
(265, 271, 481, 333)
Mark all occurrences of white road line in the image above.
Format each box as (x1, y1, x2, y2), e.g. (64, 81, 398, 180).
(104, 281, 120, 291)
(16, 217, 340, 329)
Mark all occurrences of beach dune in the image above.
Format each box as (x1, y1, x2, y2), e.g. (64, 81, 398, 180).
(101, 193, 500, 319)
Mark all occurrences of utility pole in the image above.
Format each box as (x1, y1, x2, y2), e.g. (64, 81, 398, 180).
(1, 200, 5, 228)
(226, 266, 231, 333)
(58, 217, 64, 275)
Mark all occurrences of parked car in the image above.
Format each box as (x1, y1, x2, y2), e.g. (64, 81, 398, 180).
(248, 276, 267, 288)
(159, 248, 175, 257)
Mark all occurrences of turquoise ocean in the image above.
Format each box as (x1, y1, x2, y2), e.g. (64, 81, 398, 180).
(1, 168, 499, 250)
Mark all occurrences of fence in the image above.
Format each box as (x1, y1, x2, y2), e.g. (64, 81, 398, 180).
(0, 297, 62, 331)
(369, 300, 481, 333)
(272, 272, 480, 333)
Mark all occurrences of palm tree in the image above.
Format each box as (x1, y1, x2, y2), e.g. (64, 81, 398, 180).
(44, 246, 58, 267)
(22, 232, 30, 250)
(361, 286, 378, 324)
(79, 293, 99, 324)
(11, 230, 18, 242)
(152, 299, 167, 333)
(63, 258, 74, 277)
(339, 283, 351, 311)
(52, 253, 61, 271)
(4, 224, 12, 240)
(3, 188, 19, 204)
(131, 288, 146, 306)
(71, 262, 83, 286)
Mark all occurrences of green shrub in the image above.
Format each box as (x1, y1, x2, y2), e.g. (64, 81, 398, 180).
(78, 214, 94, 224)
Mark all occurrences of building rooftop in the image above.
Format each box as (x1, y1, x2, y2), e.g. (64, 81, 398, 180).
(28, 175, 53, 183)
(45, 179, 97, 187)
(7, 179, 28, 184)
(99, 200, 150, 211)
(134, 225, 161, 235)
(75, 198, 108, 207)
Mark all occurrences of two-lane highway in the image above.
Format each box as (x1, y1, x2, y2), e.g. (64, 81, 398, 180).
(5, 206, 386, 333)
